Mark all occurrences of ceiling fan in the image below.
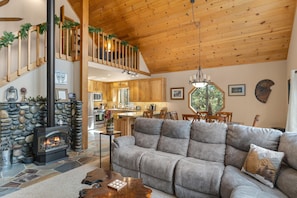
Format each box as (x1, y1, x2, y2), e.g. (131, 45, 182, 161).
(0, 0, 23, 22)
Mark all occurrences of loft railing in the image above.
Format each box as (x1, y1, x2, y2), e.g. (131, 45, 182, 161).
(0, 22, 140, 87)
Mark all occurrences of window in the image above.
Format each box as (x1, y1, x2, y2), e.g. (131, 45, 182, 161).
(189, 82, 225, 114)
(118, 88, 129, 108)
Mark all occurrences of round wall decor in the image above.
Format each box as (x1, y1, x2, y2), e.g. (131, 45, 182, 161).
(255, 79, 274, 103)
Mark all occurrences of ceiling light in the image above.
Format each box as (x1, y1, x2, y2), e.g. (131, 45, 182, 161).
(122, 70, 138, 77)
(188, 0, 210, 88)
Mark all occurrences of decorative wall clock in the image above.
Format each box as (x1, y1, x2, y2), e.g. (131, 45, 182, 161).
(255, 79, 274, 103)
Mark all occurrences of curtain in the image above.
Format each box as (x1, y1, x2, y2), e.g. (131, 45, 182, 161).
(286, 70, 297, 132)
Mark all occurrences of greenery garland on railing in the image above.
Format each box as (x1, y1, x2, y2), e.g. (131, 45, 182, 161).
(62, 20, 79, 29)
(121, 40, 129, 46)
(0, 31, 18, 49)
(0, 17, 138, 51)
(19, 23, 32, 39)
(89, 26, 102, 33)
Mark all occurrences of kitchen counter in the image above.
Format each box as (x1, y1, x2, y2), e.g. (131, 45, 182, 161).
(107, 108, 138, 112)
(117, 111, 160, 118)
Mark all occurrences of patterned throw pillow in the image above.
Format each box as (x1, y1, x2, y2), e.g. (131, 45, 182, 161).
(241, 144, 284, 188)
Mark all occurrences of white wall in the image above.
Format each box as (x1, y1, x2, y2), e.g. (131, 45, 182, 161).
(153, 60, 287, 128)
(0, 59, 80, 101)
(0, 0, 78, 34)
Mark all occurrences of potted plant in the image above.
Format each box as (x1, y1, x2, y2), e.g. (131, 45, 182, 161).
(105, 110, 114, 133)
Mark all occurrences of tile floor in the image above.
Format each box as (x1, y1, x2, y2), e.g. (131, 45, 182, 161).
(0, 129, 110, 197)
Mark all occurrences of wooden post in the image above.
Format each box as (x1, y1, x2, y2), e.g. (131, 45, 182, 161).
(81, 0, 89, 150)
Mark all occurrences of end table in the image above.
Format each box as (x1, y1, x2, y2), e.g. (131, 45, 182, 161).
(99, 131, 122, 169)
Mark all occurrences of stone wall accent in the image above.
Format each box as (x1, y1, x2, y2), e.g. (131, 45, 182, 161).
(0, 101, 82, 165)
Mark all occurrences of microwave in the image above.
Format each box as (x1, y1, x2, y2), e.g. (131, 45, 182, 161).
(93, 93, 102, 101)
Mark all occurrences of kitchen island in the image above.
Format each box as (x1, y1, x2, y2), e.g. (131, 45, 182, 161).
(114, 111, 160, 136)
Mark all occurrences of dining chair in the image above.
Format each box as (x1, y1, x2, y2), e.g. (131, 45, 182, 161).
(159, 109, 167, 119)
(216, 111, 233, 122)
(169, 111, 179, 120)
(197, 111, 208, 121)
(205, 115, 226, 123)
(182, 114, 200, 123)
(143, 110, 153, 118)
(252, 115, 260, 126)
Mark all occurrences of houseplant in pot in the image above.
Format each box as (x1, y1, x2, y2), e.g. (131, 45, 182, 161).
(105, 110, 114, 133)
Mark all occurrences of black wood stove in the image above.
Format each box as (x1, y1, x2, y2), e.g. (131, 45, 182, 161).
(33, 126, 69, 165)
(33, 0, 70, 165)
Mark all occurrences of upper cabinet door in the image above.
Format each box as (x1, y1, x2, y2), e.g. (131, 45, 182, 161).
(150, 78, 166, 102)
(128, 80, 139, 102)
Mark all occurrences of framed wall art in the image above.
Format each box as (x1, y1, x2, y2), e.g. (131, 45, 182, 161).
(55, 88, 68, 101)
(170, 87, 184, 100)
(228, 84, 246, 96)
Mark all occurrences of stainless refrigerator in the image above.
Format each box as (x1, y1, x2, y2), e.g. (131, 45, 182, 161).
(88, 93, 95, 130)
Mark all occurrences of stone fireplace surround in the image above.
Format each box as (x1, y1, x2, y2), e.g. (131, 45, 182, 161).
(0, 101, 82, 165)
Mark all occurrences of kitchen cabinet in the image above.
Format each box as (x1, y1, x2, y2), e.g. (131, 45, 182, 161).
(114, 116, 136, 136)
(88, 80, 94, 92)
(149, 78, 166, 102)
(105, 82, 113, 101)
(137, 78, 166, 102)
(138, 79, 150, 101)
(128, 80, 139, 102)
(113, 81, 128, 88)
(88, 80, 104, 93)
(104, 77, 166, 102)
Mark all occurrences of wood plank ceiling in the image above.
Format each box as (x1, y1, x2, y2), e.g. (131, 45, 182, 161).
(67, 0, 296, 74)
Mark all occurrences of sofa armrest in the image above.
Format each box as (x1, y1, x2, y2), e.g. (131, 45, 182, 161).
(113, 136, 135, 148)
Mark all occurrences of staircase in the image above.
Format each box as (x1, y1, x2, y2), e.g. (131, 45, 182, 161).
(0, 22, 140, 87)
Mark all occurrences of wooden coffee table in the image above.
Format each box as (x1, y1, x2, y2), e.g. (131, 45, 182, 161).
(80, 168, 152, 198)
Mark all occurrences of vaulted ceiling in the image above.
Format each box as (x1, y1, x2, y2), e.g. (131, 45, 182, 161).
(67, 0, 296, 74)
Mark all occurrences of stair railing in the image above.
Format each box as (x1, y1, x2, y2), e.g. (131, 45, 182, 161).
(0, 22, 140, 88)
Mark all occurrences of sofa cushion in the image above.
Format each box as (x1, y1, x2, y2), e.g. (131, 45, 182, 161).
(220, 165, 287, 198)
(276, 164, 297, 198)
(225, 124, 283, 168)
(140, 151, 185, 194)
(188, 122, 227, 162)
(276, 132, 297, 197)
(278, 132, 297, 170)
(112, 145, 150, 178)
(241, 144, 284, 188)
(230, 186, 282, 198)
(175, 157, 224, 197)
(157, 119, 191, 156)
(134, 117, 163, 149)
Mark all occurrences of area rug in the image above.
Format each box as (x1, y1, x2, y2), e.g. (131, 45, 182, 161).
(4, 159, 175, 198)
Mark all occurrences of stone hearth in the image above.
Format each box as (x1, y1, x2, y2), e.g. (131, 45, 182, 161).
(0, 101, 82, 165)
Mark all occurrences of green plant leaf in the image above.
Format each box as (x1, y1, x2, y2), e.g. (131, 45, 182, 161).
(0, 31, 17, 49)
(62, 20, 80, 29)
(107, 34, 117, 40)
(55, 15, 60, 25)
(39, 23, 47, 34)
(121, 40, 129, 46)
(89, 26, 102, 33)
(133, 46, 138, 51)
(19, 23, 32, 39)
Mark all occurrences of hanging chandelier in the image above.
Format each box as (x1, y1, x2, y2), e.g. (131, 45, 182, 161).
(188, 0, 210, 88)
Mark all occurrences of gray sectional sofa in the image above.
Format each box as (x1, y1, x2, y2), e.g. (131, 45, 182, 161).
(111, 117, 297, 198)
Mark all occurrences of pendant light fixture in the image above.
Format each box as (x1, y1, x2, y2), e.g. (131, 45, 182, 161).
(188, 0, 210, 88)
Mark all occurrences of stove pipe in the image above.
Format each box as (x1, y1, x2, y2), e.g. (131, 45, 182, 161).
(47, 0, 55, 127)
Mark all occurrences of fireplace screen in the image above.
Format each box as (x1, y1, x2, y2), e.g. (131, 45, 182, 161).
(33, 126, 70, 165)
(38, 131, 68, 153)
